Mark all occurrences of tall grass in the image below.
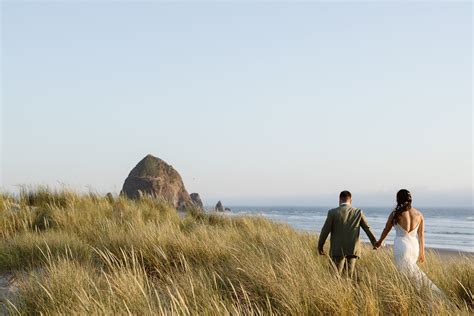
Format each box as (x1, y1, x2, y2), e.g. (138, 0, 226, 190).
(0, 188, 472, 315)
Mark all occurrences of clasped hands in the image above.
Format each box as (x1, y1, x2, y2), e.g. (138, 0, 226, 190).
(373, 240, 383, 250)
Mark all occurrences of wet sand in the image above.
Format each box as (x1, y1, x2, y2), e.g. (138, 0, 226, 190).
(426, 247, 474, 260)
(363, 242, 473, 261)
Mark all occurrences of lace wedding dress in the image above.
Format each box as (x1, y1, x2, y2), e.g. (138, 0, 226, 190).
(393, 224, 441, 293)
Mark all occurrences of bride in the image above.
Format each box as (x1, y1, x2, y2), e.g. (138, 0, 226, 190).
(375, 189, 441, 293)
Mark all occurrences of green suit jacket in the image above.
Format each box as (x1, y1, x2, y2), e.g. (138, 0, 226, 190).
(317, 204, 377, 258)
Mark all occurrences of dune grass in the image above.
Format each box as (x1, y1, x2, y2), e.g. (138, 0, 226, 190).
(0, 188, 472, 315)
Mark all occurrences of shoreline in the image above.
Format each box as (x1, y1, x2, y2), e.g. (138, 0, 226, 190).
(425, 246, 474, 259)
(223, 212, 473, 256)
(362, 242, 474, 260)
(224, 208, 473, 256)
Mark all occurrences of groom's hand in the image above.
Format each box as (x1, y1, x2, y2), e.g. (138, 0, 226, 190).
(374, 240, 382, 249)
(318, 248, 326, 256)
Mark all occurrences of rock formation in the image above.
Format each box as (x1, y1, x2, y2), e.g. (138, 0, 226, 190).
(215, 200, 224, 212)
(106, 192, 114, 204)
(122, 154, 191, 209)
(190, 193, 203, 210)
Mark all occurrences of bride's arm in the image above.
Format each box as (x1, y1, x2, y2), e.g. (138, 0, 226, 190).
(375, 212, 394, 248)
(417, 215, 425, 263)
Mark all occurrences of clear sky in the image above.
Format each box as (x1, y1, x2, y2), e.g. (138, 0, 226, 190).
(1, 2, 472, 206)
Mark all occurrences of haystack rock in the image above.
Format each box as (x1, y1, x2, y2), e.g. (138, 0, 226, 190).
(215, 200, 224, 212)
(122, 154, 191, 209)
(190, 193, 203, 209)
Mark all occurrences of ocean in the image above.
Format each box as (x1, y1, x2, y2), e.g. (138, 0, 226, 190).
(227, 206, 474, 253)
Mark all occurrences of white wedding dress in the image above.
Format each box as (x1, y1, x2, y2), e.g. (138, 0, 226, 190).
(393, 223, 441, 293)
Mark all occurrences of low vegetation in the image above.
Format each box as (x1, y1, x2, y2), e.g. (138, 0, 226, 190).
(0, 188, 472, 315)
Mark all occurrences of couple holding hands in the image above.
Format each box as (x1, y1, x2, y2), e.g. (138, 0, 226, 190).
(317, 189, 440, 292)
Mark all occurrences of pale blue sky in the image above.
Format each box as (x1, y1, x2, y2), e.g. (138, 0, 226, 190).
(1, 2, 472, 206)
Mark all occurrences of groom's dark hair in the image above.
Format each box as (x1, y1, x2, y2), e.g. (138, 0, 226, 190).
(339, 190, 352, 201)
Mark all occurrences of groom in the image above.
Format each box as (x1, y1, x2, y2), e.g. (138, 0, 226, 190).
(317, 191, 377, 278)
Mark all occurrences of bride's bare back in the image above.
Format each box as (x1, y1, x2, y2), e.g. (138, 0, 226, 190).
(376, 207, 426, 263)
(396, 208, 423, 233)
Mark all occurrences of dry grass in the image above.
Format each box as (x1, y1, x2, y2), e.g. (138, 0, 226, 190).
(0, 188, 472, 315)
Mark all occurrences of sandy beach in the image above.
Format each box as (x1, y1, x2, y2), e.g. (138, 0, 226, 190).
(363, 242, 474, 261)
(426, 247, 474, 260)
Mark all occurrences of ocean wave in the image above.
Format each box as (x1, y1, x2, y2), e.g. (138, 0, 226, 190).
(426, 231, 474, 236)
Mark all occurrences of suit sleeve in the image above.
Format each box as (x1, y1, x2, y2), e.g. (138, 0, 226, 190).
(360, 210, 377, 246)
(318, 211, 332, 251)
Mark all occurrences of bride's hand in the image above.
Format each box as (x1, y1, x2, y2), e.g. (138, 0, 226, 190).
(418, 253, 425, 263)
(374, 240, 382, 249)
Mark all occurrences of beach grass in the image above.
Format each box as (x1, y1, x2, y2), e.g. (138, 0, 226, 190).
(0, 188, 472, 315)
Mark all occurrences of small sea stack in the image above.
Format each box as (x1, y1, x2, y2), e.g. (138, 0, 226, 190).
(215, 200, 225, 212)
(190, 193, 204, 210)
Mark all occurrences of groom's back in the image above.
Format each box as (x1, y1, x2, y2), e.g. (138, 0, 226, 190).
(327, 205, 365, 257)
